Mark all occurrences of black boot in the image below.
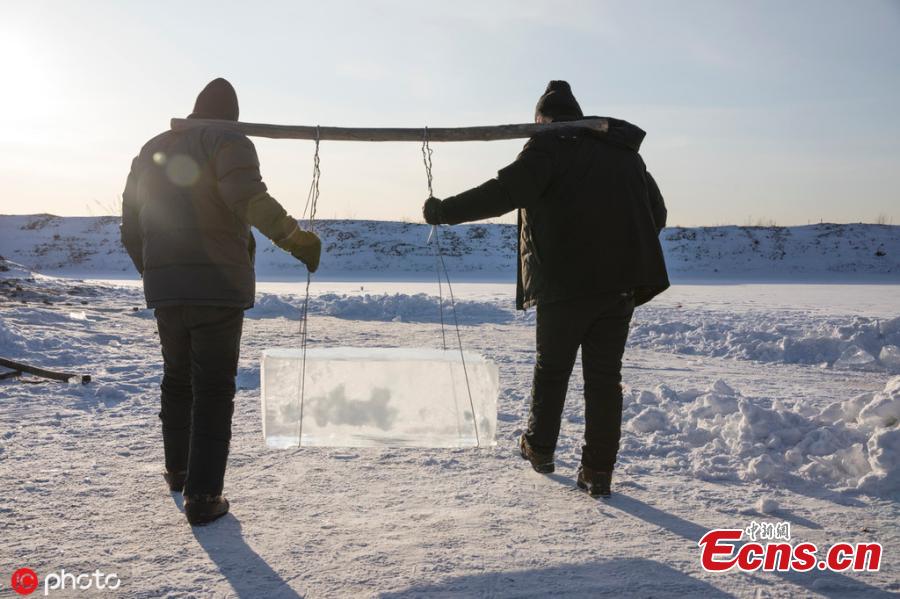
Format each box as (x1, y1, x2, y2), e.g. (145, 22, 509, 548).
(184, 494, 230, 526)
(519, 434, 555, 474)
(577, 465, 612, 498)
(163, 470, 187, 493)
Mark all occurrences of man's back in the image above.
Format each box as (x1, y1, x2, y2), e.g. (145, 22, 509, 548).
(435, 118, 669, 309)
(122, 125, 266, 309)
(513, 124, 669, 308)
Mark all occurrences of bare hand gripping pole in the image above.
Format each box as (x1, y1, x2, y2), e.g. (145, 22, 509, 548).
(170, 117, 609, 142)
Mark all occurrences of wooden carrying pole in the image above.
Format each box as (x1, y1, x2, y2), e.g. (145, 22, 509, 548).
(169, 117, 609, 142)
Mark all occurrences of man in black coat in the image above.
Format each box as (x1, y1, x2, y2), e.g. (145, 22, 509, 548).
(122, 78, 320, 524)
(423, 81, 668, 497)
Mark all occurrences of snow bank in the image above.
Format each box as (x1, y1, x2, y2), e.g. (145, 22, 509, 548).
(0, 260, 43, 355)
(832, 377, 900, 496)
(1, 215, 897, 281)
(246, 292, 514, 324)
(0, 318, 26, 354)
(630, 310, 900, 373)
(0, 256, 35, 280)
(662, 223, 899, 279)
(246, 294, 302, 320)
(621, 376, 900, 498)
(249, 291, 900, 371)
(316, 293, 511, 324)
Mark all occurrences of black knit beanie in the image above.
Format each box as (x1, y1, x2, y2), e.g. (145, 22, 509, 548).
(535, 80, 583, 121)
(189, 78, 239, 121)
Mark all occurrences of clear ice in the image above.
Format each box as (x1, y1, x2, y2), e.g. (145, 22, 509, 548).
(261, 347, 498, 448)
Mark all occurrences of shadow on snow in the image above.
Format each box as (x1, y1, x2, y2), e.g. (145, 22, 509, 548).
(380, 558, 735, 598)
(171, 494, 302, 598)
(546, 474, 892, 598)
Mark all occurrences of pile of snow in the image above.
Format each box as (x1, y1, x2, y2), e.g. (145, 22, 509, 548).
(316, 293, 512, 324)
(630, 310, 900, 373)
(246, 294, 302, 320)
(246, 292, 514, 324)
(620, 376, 900, 498)
(0, 318, 26, 354)
(819, 376, 900, 496)
(0, 256, 35, 280)
(1, 215, 898, 280)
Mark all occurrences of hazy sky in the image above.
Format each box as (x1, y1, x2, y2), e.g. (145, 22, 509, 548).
(1, 0, 898, 226)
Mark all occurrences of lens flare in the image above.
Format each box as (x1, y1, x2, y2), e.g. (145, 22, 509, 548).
(165, 154, 199, 187)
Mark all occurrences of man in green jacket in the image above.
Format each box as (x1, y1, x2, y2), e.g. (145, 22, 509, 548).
(122, 78, 320, 524)
(423, 81, 668, 497)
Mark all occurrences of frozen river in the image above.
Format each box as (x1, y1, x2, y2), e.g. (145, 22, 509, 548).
(91, 278, 900, 318)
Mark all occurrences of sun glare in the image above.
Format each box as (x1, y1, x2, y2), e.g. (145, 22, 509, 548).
(0, 31, 57, 138)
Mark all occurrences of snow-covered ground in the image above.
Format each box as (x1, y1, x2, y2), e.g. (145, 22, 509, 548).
(1, 258, 898, 597)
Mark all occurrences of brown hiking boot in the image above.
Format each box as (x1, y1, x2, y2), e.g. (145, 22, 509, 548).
(577, 465, 612, 498)
(519, 434, 555, 474)
(184, 494, 230, 526)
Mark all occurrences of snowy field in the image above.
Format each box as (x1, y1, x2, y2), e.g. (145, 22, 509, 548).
(1, 263, 899, 597)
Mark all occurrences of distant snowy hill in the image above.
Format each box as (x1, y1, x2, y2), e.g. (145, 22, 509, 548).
(0, 214, 897, 281)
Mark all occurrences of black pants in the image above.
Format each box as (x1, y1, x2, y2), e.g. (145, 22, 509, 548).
(155, 306, 244, 496)
(525, 293, 634, 471)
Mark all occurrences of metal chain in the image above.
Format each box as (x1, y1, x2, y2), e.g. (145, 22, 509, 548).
(422, 128, 446, 350)
(422, 127, 480, 447)
(296, 127, 321, 446)
(302, 129, 321, 226)
(421, 126, 434, 198)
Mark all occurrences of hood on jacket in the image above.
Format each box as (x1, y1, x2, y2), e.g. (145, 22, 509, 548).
(599, 116, 645, 151)
(554, 113, 646, 152)
(188, 78, 239, 121)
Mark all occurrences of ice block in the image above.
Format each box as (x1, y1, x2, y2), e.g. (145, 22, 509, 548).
(261, 347, 498, 448)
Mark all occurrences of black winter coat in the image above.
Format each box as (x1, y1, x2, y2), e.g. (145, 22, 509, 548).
(121, 125, 295, 308)
(439, 117, 669, 309)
